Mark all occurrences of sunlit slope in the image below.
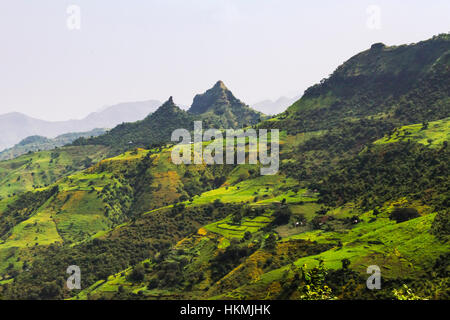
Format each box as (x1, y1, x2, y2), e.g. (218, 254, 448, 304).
(0, 145, 110, 199)
(374, 117, 450, 147)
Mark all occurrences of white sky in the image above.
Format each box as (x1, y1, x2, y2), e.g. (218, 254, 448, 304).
(0, 0, 449, 121)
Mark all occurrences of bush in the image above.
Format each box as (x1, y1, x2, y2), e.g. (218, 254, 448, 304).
(128, 264, 145, 282)
(390, 208, 419, 223)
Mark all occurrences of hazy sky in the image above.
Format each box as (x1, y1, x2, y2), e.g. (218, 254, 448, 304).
(1, 0, 449, 121)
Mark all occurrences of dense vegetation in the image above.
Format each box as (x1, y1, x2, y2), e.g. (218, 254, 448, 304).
(74, 82, 263, 154)
(315, 142, 449, 211)
(261, 34, 450, 134)
(0, 34, 448, 300)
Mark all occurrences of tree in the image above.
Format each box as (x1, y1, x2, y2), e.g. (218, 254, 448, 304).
(390, 208, 419, 223)
(273, 205, 292, 226)
(264, 234, 277, 250)
(128, 264, 145, 282)
(299, 260, 334, 300)
(341, 258, 351, 270)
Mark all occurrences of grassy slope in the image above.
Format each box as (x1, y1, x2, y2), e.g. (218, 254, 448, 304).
(0, 119, 447, 298)
(0, 145, 110, 199)
(374, 117, 450, 147)
(72, 123, 448, 300)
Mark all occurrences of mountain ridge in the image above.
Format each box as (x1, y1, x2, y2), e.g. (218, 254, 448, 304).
(75, 82, 263, 152)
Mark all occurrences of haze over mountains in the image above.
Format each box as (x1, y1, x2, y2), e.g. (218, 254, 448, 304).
(0, 100, 162, 152)
(252, 95, 302, 115)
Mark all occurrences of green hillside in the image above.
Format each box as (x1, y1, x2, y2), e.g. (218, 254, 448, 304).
(374, 117, 450, 147)
(74, 82, 263, 154)
(261, 34, 450, 133)
(0, 145, 110, 199)
(189, 80, 263, 128)
(73, 97, 195, 153)
(0, 35, 448, 300)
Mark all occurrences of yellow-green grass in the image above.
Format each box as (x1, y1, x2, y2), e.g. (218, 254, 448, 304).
(189, 175, 314, 207)
(51, 191, 112, 243)
(281, 131, 326, 153)
(374, 117, 450, 147)
(288, 92, 337, 113)
(282, 212, 446, 276)
(0, 196, 17, 213)
(0, 145, 109, 199)
(72, 259, 155, 300)
(216, 212, 447, 299)
(0, 198, 63, 251)
(72, 267, 132, 300)
(204, 214, 272, 239)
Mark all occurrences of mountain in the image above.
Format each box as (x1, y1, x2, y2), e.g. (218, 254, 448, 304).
(0, 128, 107, 161)
(75, 82, 263, 152)
(81, 100, 162, 129)
(252, 95, 301, 115)
(0, 100, 161, 152)
(74, 97, 195, 152)
(0, 34, 448, 301)
(189, 80, 263, 128)
(262, 34, 450, 133)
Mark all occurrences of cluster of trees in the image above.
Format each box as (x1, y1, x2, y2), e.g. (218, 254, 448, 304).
(210, 239, 256, 281)
(280, 119, 395, 182)
(315, 141, 449, 211)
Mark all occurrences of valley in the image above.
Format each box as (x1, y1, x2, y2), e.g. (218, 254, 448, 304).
(0, 34, 448, 300)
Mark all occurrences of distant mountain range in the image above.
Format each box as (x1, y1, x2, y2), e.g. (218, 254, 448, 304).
(252, 95, 301, 115)
(0, 100, 161, 152)
(0, 128, 107, 161)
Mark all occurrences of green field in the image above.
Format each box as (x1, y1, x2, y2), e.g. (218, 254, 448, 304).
(374, 117, 450, 147)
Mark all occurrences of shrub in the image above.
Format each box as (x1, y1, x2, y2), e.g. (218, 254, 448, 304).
(389, 208, 419, 223)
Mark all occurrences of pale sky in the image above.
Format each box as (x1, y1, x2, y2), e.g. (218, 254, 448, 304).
(1, 0, 449, 121)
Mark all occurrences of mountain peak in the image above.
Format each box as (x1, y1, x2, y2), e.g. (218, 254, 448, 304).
(188, 81, 261, 128)
(188, 81, 237, 115)
(213, 80, 227, 90)
(151, 96, 183, 117)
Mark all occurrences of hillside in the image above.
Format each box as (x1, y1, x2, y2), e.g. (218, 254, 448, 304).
(261, 34, 450, 133)
(189, 81, 263, 128)
(0, 145, 110, 201)
(74, 98, 195, 153)
(0, 128, 107, 161)
(75, 82, 263, 153)
(0, 34, 448, 301)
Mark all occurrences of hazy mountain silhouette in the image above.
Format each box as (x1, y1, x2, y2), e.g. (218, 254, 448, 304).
(0, 99, 161, 151)
(252, 95, 302, 115)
